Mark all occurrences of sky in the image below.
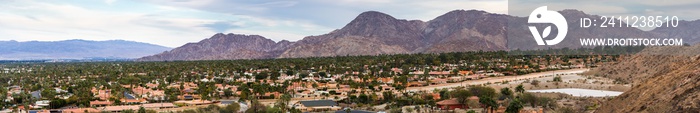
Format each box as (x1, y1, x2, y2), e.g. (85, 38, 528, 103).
(0, 0, 698, 47)
(0, 0, 507, 47)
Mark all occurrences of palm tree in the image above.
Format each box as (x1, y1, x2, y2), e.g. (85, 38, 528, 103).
(515, 84, 525, 94)
(479, 97, 498, 113)
(276, 94, 292, 112)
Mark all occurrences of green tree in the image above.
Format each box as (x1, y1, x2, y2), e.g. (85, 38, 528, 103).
(299, 73, 309, 79)
(286, 70, 295, 76)
(49, 99, 67, 109)
(358, 94, 369, 104)
(505, 99, 524, 113)
(450, 89, 472, 109)
(479, 97, 498, 112)
(520, 93, 538, 108)
(276, 94, 292, 112)
(451, 69, 459, 76)
(470, 86, 497, 98)
(266, 107, 281, 113)
(538, 97, 556, 110)
(389, 107, 402, 113)
(319, 72, 328, 78)
(137, 106, 146, 113)
(223, 88, 233, 98)
(382, 92, 395, 102)
(41, 88, 56, 100)
(500, 87, 513, 99)
(245, 100, 267, 113)
(122, 109, 135, 113)
(222, 102, 241, 113)
(515, 84, 525, 94)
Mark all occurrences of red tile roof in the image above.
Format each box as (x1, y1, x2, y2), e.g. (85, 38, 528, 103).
(436, 98, 462, 105)
(62, 108, 101, 113)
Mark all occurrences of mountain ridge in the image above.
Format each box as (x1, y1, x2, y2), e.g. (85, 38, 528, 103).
(0, 40, 171, 60)
(138, 9, 699, 61)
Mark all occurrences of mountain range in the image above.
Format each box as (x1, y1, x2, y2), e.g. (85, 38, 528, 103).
(0, 40, 171, 60)
(138, 10, 700, 61)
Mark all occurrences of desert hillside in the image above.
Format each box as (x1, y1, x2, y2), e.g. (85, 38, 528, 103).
(587, 45, 700, 85)
(594, 45, 700, 112)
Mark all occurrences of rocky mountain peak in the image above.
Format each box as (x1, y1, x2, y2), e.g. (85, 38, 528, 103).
(354, 11, 396, 21)
(337, 11, 423, 39)
(427, 9, 508, 37)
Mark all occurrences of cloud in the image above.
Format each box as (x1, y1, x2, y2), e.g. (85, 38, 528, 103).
(632, 0, 700, 7)
(105, 0, 118, 5)
(200, 21, 243, 33)
(0, 0, 216, 47)
(141, 0, 510, 27)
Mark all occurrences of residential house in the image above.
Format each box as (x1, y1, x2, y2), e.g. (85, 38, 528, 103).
(458, 71, 473, 76)
(91, 88, 111, 101)
(61, 108, 101, 113)
(407, 81, 426, 87)
(430, 78, 448, 85)
(89, 100, 113, 107)
(27, 110, 50, 113)
(428, 71, 452, 76)
(378, 77, 394, 84)
(100, 105, 140, 112)
(374, 84, 395, 91)
(436, 98, 464, 110)
(448, 76, 463, 82)
(132, 86, 165, 100)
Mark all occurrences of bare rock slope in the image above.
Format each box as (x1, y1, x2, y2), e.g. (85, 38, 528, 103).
(595, 45, 700, 112)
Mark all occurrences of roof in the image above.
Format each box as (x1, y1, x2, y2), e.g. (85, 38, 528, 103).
(141, 103, 176, 108)
(30, 91, 41, 99)
(101, 105, 140, 112)
(299, 100, 337, 107)
(90, 101, 113, 105)
(121, 99, 145, 103)
(28, 110, 50, 113)
(436, 98, 462, 105)
(123, 92, 136, 99)
(469, 96, 479, 100)
(62, 108, 101, 113)
(174, 100, 213, 105)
